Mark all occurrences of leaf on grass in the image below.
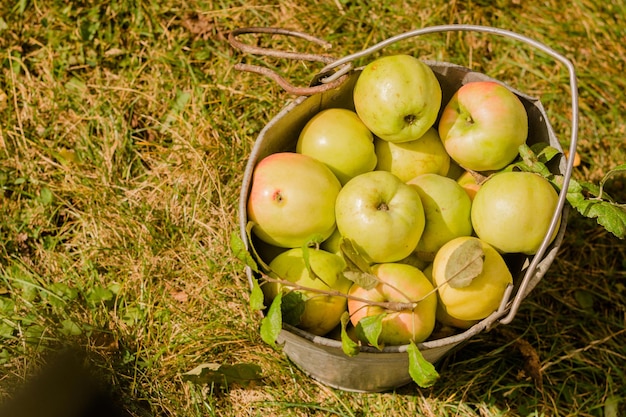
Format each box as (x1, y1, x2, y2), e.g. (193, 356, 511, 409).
(340, 239, 378, 290)
(249, 278, 265, 311)
(444, 238, 484, 289)
(281, 291, 305, 327)
(355, 313, 385, 350)
(230, 230, 259, 273)
(340, 312, 359, 357)
(182, 362, 263, 389)
(408, 341, 439, 388)
(260, 293, 282, 349)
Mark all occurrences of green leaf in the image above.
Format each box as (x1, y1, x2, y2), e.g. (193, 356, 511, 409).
(281, 291, 305, 327)
(38, 187, 53, 205)
(249, 278, 265, 311)
(340, 238, 378, 290)
(260, 292, 282, 349)
(355, 313, 385, 350)
(86, 286, 114, 305)
(182, 362, 263, 389)
(569, 198, 626, 239)
(530, 142, 562, 164)
(407, 341, 439, 388)
(340, 312, 359, 357)
(60, 318, 82, 336)
(444, 238, 484, 289)
(301, 245, 329, 287)
(230, 231, 259, 273)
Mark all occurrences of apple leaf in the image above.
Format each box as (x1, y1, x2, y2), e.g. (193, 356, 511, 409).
(260, 292, 282, 349)
(407, 341, 439, 388)
(280, 291, 305, 327)
(249, 278, 265, 311)
(444, 238, 484, 289)
(301, 244, 331, 288)
(355, 313, 385, 350)
(230, 230, 259, 273)
(340, 311, 360, 357)
(339, 238, 379, 290)
(182, 362, 263, 389)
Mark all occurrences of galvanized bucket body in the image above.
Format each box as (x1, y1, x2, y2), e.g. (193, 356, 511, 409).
(238, 59, 571, 392)
(236, 24, 578, 392)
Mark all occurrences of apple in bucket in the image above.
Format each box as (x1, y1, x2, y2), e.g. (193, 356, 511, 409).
(247, 152, 342, 248)
(264, 247, 353, 336)
(347, 262, 437, 346)
(353, 54, 442, 143)
(335, 170, 425, 263)
(438, 81, 528, 172)
(296, 108, 377, 185)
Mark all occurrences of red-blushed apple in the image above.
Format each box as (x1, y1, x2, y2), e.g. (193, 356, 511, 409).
(438, 81, 528, 172)
(432, 236, 513, 321)
(335, 170, 425, 263)
(471, 171, 560, 254)
(296, 108, 377, 185)
(347, 262, 437, 346)
(264, 247, 353, 336)
(247, 152, 341, 248)
(353, 54, 442, 143)
(407, 173, 473, 262)
(374, 127, 450, 182)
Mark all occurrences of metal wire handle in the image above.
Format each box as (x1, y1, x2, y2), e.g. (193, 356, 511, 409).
(315, 24, 578, 325)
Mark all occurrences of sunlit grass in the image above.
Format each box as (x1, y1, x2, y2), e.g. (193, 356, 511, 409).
(0, 0, 624, 416)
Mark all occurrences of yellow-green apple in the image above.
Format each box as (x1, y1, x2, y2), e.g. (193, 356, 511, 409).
(335, 171, 425, 263)
(296, 108, 377, 185)
(471, 171, 560, 254)
(320, 227, 343, 256)
(247, 152, 341, 248)
(456, 171, 481, 201)
(432, 236, 512, 321)
(353, 54, 442, 143)
(264, 247, 353, 336)
(407, 173, 473, 262)
(374, 127, 450, 182)
(438, 81, 528, 171)
(348, 263, 437, 345)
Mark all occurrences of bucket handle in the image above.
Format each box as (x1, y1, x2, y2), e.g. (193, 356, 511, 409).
(317, 24, 578, 326)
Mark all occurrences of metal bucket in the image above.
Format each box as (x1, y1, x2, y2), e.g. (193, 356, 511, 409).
(236, 25, 578, 392)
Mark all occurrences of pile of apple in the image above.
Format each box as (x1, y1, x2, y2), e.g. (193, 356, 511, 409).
(246, 54, 561, 347)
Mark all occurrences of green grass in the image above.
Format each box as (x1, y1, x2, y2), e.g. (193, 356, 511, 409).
(0, 0, 624, 416)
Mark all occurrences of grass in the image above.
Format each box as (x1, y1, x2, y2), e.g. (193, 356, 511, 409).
(0, 0, 624, 416)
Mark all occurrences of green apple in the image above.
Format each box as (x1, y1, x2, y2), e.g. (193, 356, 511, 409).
(264, 247, 353, 336)
(432, 236, 513, 321)
(407, 173, 473, 262)
(247, 152, 341, 248)
(374, 127, 450, 182)
(335, 171, 425, 263)
(471, 171, 560, 254)
(353, 54, 442, 143)
(438, 81, 528, 172)
(296, 108, 377, 185)
(348, 262, 437, 345)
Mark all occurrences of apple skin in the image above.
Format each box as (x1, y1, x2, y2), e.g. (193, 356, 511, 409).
(432, 236, 513, 321)
(456, 171, 481, 201)
(407, 173, 473, 262)
(471, 171, 560, 255)
(247, 152, 342, 248)
(438, 81, 528, 172)
(374, 127, 450, 182)
(296, 108, 377, 185)
(264, 248, 353, 336)
(348, 263, 437, 346)
(353, 54, 442, 143)
(335, 170, 425, 263)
